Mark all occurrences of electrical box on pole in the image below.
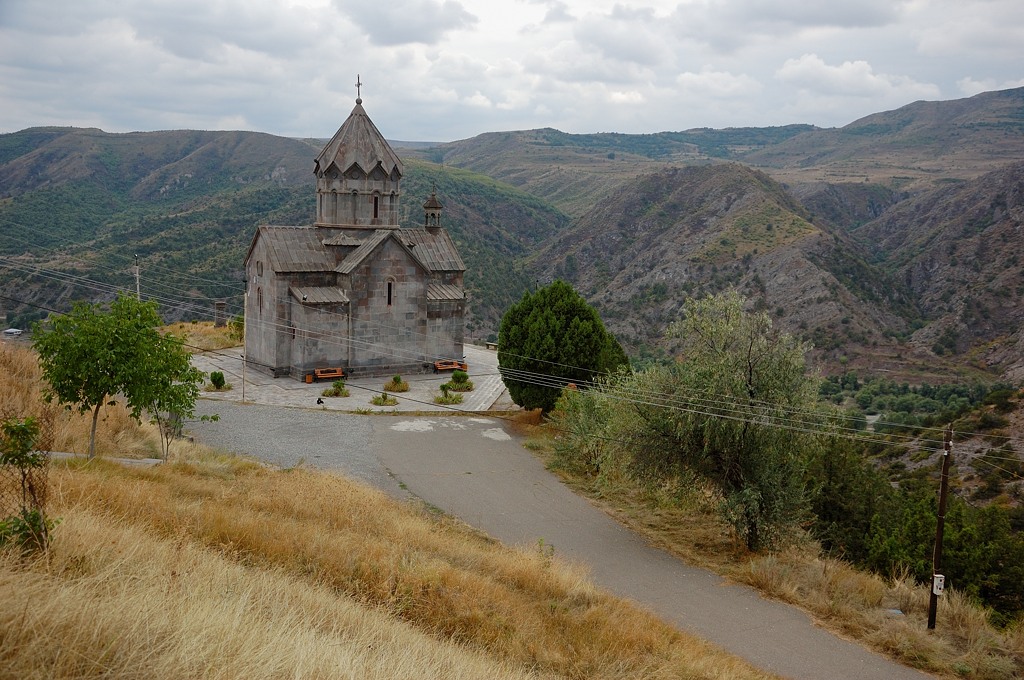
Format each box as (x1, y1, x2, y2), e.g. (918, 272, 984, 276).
(927, 425, 953, 630)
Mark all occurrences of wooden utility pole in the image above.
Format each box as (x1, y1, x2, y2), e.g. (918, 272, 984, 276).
(241, 289, 247, 405)
(927, 425, 954, 630)
(134, 254, 141, 300)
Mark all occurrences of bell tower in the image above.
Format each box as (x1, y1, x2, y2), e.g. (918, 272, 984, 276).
(313, 76, 403, 229)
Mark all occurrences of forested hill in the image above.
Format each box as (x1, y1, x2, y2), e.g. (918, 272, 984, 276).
(0, 127, 568, 335)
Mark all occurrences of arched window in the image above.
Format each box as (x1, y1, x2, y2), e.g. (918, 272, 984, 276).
(386, 279, 394, 306)
(373, 194, 380, 220)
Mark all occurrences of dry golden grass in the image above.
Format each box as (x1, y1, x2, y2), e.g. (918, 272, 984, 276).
(164, 320, 240, 352)
(528, 430, 1024, 679)
(34, 455, 777, 680)
(0, 344, 158, 459)
(1, 509, 549, 680)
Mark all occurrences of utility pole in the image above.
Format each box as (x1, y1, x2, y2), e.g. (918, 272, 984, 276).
(241, 289, 247, 404)
(927, 425, 953, 630)
(134, 254, 141, 300)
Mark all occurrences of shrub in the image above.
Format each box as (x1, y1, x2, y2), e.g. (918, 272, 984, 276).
(0, 508, 54, 553)
(448, 370, 474, 391)
(434, 389, 463, 405)
(210, 371, 226, 390)
(384, 375, 409, 393)
(371, 393, 398, 406)
(321, 380, 349, 398)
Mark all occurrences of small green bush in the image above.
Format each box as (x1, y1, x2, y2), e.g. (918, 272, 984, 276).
(434, 391, 464, 405)
(321, 380, 349, 398)
(371, 393, 398, 406)
(210, 371, 226, 390)
(0, 508, 54, 553)
(384, 375, 409, 392)
(448, 370, 474, 392)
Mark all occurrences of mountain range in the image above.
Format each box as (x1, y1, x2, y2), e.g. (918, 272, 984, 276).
(1, 86, 1022, 382)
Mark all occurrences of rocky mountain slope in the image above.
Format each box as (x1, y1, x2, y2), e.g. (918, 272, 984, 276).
(527, 163, 924, 371)
(852, 162, 1024, 381)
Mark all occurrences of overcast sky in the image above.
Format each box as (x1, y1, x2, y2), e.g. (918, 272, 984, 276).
(1, 0, 1022, 142)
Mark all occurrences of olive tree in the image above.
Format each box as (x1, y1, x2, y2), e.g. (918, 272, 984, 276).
(498, 280, 628, 412)
(33, 293, 205, 459)
(645, 292, 820, 549)
(595, 291, 822, 551)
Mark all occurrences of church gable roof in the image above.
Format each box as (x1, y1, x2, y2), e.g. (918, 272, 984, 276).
(335, 230, 395, 275)
(246, 226, 330, 272)
(290, 286, 349, 305)
(402, 228, 466, 272)
(427, 283, 464, 301)
(314, 101, 404, 179)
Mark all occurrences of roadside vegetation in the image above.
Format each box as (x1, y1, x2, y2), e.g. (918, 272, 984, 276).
(514, 292, 1024, 678)
(0, 343, 780, 680)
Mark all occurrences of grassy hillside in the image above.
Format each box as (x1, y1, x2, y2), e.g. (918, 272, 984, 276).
(742, 87, 1024, 191)
(406, 125, 814, 220)
(0, 342, 777, 679)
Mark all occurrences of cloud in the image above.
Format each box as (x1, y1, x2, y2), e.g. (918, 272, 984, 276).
(334, 0, 477, 46)
(675, 68, 761, 98)
(957, 76, 1024, 96)
(572, 6, 673, 68)
(669, 0, 910, 52)
(724, 0, 907, 29)
(520, 0, 573, 24)
(776, 54, 939, 99)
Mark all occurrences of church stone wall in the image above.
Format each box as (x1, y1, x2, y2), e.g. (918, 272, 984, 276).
(245, 239, 292, 377)
(426, 299, 465, 362)
(346, 240, 432, 375)
(287, 299, 350, 379)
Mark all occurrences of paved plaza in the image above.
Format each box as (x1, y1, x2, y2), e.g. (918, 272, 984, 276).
(191, 343, 510, 413)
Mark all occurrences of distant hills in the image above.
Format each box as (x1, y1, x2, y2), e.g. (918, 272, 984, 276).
(2, 87, 1023, 381)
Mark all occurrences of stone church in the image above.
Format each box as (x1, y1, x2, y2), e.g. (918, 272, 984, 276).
(243, 94, 465, 379)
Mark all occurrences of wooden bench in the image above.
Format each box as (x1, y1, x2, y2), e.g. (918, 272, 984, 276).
(308, 367, 346, 383)
(433, 359, 468, 373)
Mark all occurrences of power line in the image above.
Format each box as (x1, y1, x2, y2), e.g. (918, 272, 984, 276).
(3, 258, 1022, 449)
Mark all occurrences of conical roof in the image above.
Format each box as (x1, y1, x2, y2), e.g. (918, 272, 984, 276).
(314, 100, 404, 178)
(423, 189, 443, 210)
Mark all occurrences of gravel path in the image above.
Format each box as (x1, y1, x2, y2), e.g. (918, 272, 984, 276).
(191, 400, 403, 496)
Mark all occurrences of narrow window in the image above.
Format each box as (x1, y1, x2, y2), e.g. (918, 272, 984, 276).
(387, 280, 393, 306)
(373, 195, 380, 219)
(257, 287, 263, 316)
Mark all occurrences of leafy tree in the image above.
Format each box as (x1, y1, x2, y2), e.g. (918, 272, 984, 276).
(32, 293, 205, 459)
(618, 291, 820, 550)
(498, 280, 628, 412)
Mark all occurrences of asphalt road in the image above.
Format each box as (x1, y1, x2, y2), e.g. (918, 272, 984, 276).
(188, 402, 933, 680)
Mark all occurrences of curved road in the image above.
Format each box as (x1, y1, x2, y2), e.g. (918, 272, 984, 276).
(189, 401, 932, 680)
